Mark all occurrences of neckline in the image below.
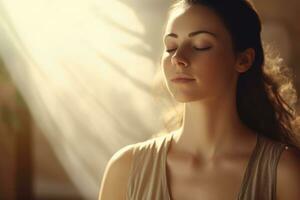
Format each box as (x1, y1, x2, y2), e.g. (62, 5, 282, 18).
(162, 132, 260, 200)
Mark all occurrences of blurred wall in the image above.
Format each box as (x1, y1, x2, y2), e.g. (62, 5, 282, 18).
(253, 0, 300, 97)
(0, 60, 32, 199)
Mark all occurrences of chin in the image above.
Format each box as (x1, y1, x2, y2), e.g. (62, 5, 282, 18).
(172, 95, 200, 103)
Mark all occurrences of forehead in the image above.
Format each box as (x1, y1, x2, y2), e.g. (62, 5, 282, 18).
(165, 5, 229, 40)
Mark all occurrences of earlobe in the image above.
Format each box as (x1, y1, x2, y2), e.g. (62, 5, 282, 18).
(235, 48, 255, 73)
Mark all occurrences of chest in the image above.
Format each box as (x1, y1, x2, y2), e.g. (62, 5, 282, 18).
(165, 156, 249, 200)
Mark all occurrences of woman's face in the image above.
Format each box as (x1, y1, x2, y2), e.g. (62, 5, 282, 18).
(162, 5, 241, 103)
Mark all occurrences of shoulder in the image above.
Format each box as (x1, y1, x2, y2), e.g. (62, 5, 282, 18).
(135, 133, 169, 151)
(98, 134, 168, 200)
(276, 144, 300, 200)
(98, 143, 136, 200)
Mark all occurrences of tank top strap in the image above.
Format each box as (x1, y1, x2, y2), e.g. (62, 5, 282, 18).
(126, 133, 173, 200)
(238, 135, 288, 200)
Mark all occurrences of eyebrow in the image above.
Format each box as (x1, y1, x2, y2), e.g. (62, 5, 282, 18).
(164, 30, 217, 39)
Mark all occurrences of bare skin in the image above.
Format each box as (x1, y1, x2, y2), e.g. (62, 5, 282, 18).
(161, 4, 258, 200)
(166, 129, 257, 200)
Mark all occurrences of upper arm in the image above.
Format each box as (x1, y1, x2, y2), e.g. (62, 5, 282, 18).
(276, 145, 300, 200)
(98, 144, 135, 200)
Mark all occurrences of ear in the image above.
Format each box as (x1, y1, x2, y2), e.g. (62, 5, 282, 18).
(235, 48, 255, 73)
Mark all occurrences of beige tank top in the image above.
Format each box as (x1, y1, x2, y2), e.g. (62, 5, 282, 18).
(126, 133, 288, 200)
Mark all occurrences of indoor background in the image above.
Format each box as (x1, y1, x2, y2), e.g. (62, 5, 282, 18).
(0, 0, 299, 199)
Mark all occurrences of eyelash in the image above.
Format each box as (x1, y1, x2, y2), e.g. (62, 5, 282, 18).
(166, 46, 211, 53)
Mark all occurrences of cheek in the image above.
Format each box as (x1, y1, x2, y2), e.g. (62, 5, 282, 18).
(161, 55, 172, 75)
(192, 50, 236, 85)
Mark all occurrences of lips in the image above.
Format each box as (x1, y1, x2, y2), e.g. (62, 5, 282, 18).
(172, 78, 195, 81)
(171, 79, 195, 83)
(171, 75, 195, 81)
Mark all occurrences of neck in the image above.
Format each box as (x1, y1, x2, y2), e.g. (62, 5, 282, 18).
(172, 95, 256, 162)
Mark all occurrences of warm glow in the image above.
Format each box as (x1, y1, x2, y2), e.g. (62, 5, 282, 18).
(0, 0, 164, 199)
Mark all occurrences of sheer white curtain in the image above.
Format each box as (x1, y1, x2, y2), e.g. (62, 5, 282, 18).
(0, 0, 170, 199)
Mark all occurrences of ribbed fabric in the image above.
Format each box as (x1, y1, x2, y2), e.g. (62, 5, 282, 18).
(126, 133, 288, 200)
(237, 135, 287, 200)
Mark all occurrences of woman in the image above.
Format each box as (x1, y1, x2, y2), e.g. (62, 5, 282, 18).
(99, 0, 300, 199)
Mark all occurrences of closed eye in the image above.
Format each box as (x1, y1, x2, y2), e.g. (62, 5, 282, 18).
(193, 46, 212, 51)
(166, 48, 176, 53)
(166, 46, 212, 53)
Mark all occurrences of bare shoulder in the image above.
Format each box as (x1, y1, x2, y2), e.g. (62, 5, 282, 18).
(98, 143, 137, 200)
(276, 145, 300, 200)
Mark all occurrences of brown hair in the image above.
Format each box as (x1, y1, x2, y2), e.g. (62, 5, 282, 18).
(152, 0, 300, 149)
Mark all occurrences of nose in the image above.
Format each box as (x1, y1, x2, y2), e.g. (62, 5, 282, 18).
(171, 51, 188, 68)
